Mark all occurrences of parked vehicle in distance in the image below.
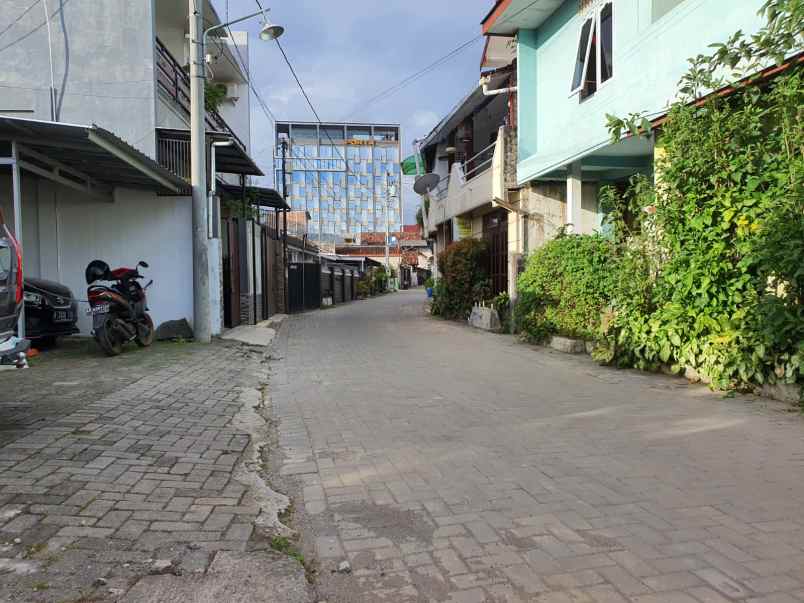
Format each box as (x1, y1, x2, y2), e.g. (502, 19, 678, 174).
(23, 277, 80, 346)
(85, 259, 154, 356)
(0, 209, 29, 367)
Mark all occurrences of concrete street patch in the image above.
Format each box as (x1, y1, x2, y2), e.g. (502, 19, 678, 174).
(121, 551, 311, 603)
(221, 325, 277, 347)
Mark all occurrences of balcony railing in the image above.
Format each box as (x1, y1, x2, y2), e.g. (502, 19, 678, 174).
(156, 136, 191, 181)
(155, 38, 245, 150)
(463, 140, 496, 181)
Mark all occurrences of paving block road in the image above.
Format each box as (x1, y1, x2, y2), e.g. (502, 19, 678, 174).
(271, 289, 804, 603)
(0, 340, 310, 602)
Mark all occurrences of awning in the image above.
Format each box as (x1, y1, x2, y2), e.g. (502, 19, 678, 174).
(0, 117, 189, 195)
(156, 127, 263, 176)
(481, 0, 563, 35)
(481, 35, 516, 69)
(219, 183, 289, 209)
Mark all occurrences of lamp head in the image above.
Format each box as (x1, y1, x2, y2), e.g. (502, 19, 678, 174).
(260, 21, 284, 41)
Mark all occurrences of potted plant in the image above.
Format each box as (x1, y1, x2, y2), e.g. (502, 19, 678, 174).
(424, 277, 434, 298)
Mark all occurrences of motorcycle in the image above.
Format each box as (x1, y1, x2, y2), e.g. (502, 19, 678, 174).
(85, 259, 154, 356)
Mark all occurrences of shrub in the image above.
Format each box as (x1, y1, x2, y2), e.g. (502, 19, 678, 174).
(516, 233, 617, 343)
(355, 277, 371, 298)
(423, 276, 434, 289)
(431, 238, 491, 320)
(491, 291, 512, 334)
(371, 266, 388, 293)
(597, 0, 804, 391)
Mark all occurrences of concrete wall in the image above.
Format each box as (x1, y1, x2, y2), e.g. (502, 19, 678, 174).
(0, 174, 193, 336)
(216, 32, 252, 152)
(0, 0, 158, 157)
(472, 94, 507, 155)
(516, 0, 765, 182)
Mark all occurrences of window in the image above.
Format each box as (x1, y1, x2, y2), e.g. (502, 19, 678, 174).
(570, 2, 613, 99)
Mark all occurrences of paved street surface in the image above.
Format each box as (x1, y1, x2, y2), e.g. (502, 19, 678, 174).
(0, 339, 310, 602)
(272, 290, 804, 603)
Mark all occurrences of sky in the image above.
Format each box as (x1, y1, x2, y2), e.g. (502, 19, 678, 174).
(212, 0, 493, 225)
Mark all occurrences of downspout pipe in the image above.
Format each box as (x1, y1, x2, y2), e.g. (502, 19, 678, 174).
(480, 75, 517, 96)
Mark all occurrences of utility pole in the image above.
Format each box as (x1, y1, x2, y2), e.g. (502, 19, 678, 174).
(280, 138, 289, 314)
(189, 0, 211, 342)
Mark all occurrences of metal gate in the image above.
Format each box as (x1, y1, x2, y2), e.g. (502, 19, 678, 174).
(483, 210, 508, 296)
(288, 262, 321, 313)
(222, 217, 241, 328)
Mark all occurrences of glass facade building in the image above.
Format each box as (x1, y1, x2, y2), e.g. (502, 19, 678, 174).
(275, 122, 402, 242)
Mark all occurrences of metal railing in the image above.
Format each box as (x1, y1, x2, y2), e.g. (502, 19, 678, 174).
(156, 136, 191, 181)
(155, 38, 245, 150)
(462, 140, 496, 181)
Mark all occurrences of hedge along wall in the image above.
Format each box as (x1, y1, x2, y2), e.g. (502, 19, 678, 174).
(515, 233, 618, 343)
(604, 1, 803, 393)
(518, 1, 803, 395)
(431, 238, 491, 320)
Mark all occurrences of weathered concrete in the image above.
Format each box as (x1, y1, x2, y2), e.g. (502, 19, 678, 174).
(221, 324, 277, 347)
(468, 305, 502, 332)
(270, 289, 804, 603)
(549, 335, 587, 354)
(122, 551, 311, 603)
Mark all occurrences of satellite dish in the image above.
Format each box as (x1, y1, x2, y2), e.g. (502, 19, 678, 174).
(414, 173, 440, 195)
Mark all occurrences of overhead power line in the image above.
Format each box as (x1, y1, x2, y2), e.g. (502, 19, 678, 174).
(340, 0, 545, 120)
(0, 0, 71, 54)
(0, 0, 39, 40)
(342, 34, 482, 121)
(274, 38, 347, 164)
(219, 24, 278, 125)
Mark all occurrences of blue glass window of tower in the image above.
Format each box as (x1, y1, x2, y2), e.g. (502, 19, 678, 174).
(321, 125, 344, 142)
(347, 126, 371, 141)
(293, 125, 317, 141)
(304, 144, 318, 170)
(320, 145, 331, 169)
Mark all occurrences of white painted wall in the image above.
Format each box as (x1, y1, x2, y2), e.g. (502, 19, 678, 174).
(0, 174, 193, 336)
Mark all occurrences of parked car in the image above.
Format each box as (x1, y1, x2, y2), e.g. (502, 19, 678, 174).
(23, 277, 80, 345)
(0, 210, 29, 367)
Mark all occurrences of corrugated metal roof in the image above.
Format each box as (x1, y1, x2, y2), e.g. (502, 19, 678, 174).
(0, 117, 188, 195)
(219, 183, 289, 209)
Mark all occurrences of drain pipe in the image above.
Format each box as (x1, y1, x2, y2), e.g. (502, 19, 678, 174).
(480, 75, 517, 96)
(210, 140, 234, 238)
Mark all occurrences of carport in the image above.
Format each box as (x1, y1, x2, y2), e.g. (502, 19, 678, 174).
(0, 116, 188, 337)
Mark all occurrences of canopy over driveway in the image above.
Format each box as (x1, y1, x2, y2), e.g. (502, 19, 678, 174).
(0, 116, 191, 337)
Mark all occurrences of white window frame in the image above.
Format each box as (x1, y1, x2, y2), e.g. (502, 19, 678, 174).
(570, 14, 595, 95)
(570, 1, 614, 98)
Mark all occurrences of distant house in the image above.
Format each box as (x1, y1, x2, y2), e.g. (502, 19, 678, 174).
(336, 226, 431, 287)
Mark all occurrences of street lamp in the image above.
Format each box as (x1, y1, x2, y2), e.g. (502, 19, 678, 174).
(188, 4, 283, 342)
(259, 20, 285, 41)
(203, 8, 285, 47)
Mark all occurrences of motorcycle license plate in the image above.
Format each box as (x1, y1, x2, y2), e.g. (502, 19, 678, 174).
(86, 304, 110, 316)
(53, 310, 73, 323)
